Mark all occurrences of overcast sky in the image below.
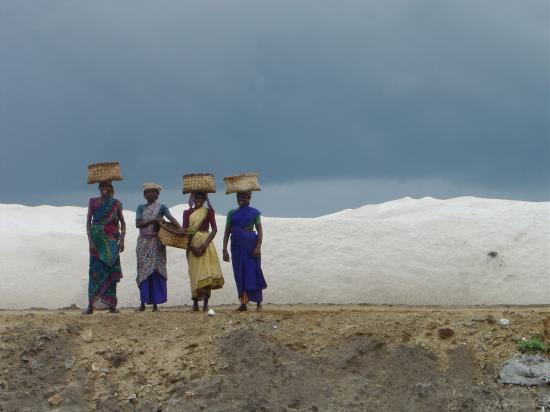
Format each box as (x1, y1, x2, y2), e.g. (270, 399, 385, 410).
(0, 0, 548, 217)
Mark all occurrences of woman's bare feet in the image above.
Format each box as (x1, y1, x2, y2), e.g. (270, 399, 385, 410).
(82, 305, 93, 315)
(192, 299, 199, 312)
(152, 304, 158, 312)
(236, 304, 247, 311)
(256, 303, 263, 312)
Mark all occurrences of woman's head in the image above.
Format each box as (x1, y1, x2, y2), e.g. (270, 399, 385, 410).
(143, 189, 159, 203)
(193, 192, 206, 208)
(98, 181, 114, 198)
(236, 191, 251, 207)
(142, 183, 163, 203)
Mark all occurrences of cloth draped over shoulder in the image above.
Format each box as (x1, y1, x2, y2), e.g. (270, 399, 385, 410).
(88, 197, 123, 308)
(228, 205, 267, 303)
(184, 206, 224, 300)
(135, 202, 168, 286)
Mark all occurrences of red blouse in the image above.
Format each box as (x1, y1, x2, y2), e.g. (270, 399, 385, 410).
(182, 207, 217, 232)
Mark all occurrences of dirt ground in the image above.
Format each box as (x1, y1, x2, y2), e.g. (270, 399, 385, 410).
(0, 304, 549, 411)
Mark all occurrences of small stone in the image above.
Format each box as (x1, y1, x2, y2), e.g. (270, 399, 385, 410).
(100, 367, 110, 374)
(63, 358, 74, 370)
(185, 391, 194, 399)
(485, 315, 496, 324)
(127, 393, 137, 400)
(499, 319, 510, 327)
(48, 393, 63, 406)
(487, 251, 498, 258)
(426, 321, 438, 330)
(207, 309, 216, 316)
(414, 382, 431, 397)
(81, 328, 94, 343)
(91, 362, 100, 372)
(438, 327, 454, 339)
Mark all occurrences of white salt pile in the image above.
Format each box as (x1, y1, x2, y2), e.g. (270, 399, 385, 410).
(0, 197, 548, 309)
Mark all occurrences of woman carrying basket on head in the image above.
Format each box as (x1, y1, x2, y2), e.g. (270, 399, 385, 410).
(222, 173, 267, 312)
(85, 178, 126, 315)
(182, 174, 224, 312)
(135, 183, 181, 312)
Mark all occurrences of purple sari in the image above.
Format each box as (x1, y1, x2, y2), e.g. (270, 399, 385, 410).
(229, 205, 267, 303)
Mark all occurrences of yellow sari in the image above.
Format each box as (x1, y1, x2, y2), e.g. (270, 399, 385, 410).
(186, 207, 224, 300)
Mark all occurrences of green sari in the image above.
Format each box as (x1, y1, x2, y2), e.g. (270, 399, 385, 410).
(88, 197, 123, 308)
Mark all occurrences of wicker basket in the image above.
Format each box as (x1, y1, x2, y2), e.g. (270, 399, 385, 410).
(224, 173, 261, 194)
(158, 222, 188, 249)
(87, 162, 123, 184)
(182, 173, 216, 194)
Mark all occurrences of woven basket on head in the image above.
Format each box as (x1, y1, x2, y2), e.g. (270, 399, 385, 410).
(158, 222, 188, 249)
(224, 173, 261, 194)
(87, 162, 123, 184)
(182, 173, 216, 194)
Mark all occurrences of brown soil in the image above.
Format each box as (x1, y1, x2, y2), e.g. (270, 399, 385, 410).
(0, 304, 549, 411)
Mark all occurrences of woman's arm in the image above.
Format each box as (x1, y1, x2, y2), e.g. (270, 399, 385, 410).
(135, 206, 146, 228)
(118, 206, 126, 252)
(253, 222, 262, 257)
(164, 208, 181, 230)
(86, 200, 95, 250)
(198, 210, 217, 254)
(222, 212, 231, 262)
(135, 205, 164, 228)
(182, 209, 190, 234)
(136, 217, 164, 229)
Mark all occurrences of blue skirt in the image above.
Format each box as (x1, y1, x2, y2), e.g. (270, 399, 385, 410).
(231, 229, 267, 303)
(139, 271, 167, 305)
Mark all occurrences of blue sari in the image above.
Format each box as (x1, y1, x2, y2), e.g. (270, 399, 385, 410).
(229, 205, 267, 303)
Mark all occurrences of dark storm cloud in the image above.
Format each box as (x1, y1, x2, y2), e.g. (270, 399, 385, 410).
(0, 0, 548, 213)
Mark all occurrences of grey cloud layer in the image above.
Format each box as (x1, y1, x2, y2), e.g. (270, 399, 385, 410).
(0, 0, 548, 210)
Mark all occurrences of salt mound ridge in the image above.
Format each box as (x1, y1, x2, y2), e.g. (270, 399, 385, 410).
(1, 197, 548, 309)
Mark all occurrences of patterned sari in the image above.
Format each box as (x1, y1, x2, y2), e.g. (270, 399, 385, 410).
(88, 197, 123, 309)
(136, 202, 168, 304)
(229, 205, 267, 303)
(186, 207, 224, 300)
